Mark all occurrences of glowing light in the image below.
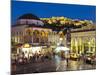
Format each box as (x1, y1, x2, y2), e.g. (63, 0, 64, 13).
(60, 38, 63, 41)
(23, 43, 30, 48)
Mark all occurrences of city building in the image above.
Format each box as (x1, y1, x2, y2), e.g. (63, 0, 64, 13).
(11, 14, 96, 55)
(70, 26, 96, 54)
(11, 14, 65, 48)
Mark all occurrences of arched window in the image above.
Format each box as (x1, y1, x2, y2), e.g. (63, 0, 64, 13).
(26, 29, 32, 35)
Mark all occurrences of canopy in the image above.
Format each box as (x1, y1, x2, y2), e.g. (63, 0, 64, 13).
(55, 46, 69, 52)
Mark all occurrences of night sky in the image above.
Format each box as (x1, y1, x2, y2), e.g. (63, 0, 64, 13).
(11, 1, 96, 24)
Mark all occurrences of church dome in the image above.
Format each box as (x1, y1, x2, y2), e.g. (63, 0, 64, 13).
(18, 13, 40, 20)
(16, 13, 44, 26)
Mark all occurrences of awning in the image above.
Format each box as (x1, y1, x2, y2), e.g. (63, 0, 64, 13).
(55, 46, 69, 52)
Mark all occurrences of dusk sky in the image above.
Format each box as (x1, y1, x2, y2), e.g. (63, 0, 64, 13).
(11, 1, 96, 24)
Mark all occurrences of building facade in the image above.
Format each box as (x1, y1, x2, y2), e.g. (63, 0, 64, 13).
(11, 14, 63, 46)
(11, 14, 96, 55)
(70, 28, 96, 54)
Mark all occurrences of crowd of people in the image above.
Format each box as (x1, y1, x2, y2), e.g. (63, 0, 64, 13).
(12, 49, 54, 65)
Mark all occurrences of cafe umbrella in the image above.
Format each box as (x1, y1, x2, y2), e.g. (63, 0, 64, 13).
(55, 46, 70, 52)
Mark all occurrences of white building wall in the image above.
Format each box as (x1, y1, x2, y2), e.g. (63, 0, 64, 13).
(11, 25, 27, 43)
(17, 19, 44, 26)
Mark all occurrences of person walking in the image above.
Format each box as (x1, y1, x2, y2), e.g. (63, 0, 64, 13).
(66, 54, 70, 66)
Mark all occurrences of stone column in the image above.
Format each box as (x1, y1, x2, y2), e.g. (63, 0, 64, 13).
(82, 38, 84, 54)
(75, 38, 78, 54)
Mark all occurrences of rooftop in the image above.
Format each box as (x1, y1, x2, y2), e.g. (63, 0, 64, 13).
(18, 13, 40, 20)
